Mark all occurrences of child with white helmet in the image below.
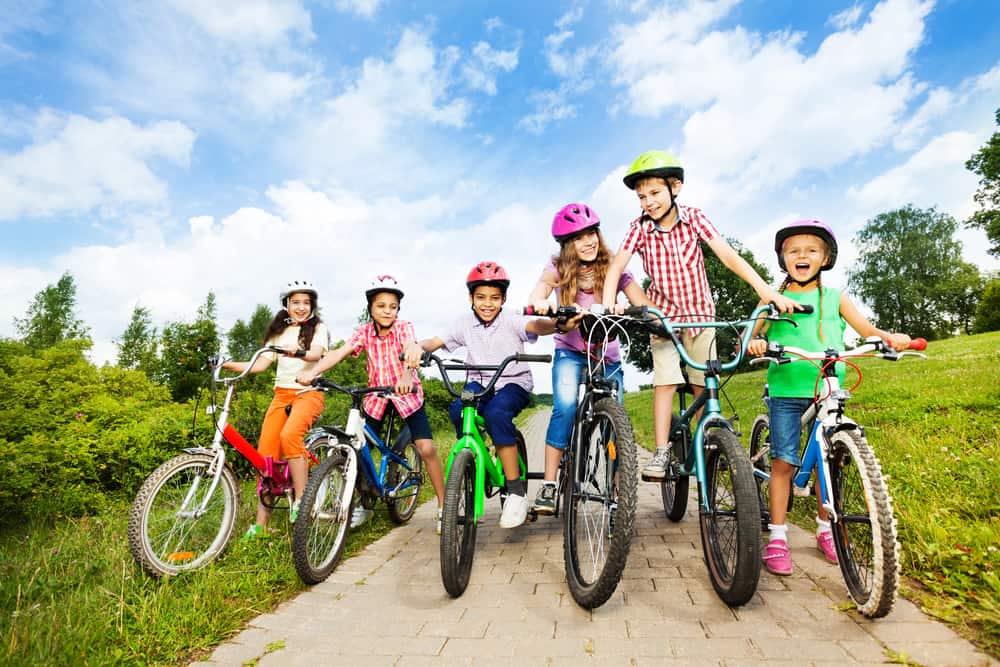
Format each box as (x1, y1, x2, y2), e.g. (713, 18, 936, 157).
(527, 203, 653, 514)
(223, 280, 329, 539)
(747, 220, 911, 575)
(297, 275, 446, 531)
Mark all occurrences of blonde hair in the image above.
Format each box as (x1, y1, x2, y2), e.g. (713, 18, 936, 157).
(553, 229, 612, 307)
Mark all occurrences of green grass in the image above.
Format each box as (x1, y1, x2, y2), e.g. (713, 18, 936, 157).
(625, 331, 1000, 656)
(0, 437, 449, 667)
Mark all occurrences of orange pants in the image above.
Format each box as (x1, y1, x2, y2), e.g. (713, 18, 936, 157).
(258, 387, 325, 460)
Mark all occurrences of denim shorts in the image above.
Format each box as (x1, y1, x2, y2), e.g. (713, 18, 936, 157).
(767, 397, 814, 466)
(545, 349, 623, 450)
(447, 382, 531, 447)
(367, 404, 433, 442)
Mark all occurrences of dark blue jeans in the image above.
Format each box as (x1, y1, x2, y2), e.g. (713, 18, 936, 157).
(448, 382, 531, 447)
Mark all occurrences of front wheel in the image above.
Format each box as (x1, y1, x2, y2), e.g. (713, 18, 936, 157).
(660, 414, 690, 522)
(698, 429, 761, 607)
(128, 453, 240, 577)
(387, 428, 422, 524)
(828, 430, 899, 618)
(564, 398, 638, 609)
(440, 449, 478, 597)
(292, 449, 355, 585)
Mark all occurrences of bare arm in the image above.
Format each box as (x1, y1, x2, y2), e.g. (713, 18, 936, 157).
(222, 354, 274, 374)
(527, 266, 558, 313)
(622, 279, 654, 308)
(839, 293, 911, 351)
(602, 249, 632, 309)
(706, 236, 798, 314)
(296, 343, 352, 385)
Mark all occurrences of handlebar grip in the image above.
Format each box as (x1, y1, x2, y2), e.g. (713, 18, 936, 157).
(523, 305, 537, 316)
(794, 304, 814, 314)
(516, 354, 552, 363)
(623, 305, 648, 317)
(908, 338, 927, 351)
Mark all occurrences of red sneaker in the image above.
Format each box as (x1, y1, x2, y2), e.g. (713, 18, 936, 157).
(816, 531, 838, 564)
(762, 539, 793, 576)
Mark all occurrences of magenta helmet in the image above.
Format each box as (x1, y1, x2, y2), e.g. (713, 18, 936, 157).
(551, 203, 600, 242)
(774, 220, 838, 271)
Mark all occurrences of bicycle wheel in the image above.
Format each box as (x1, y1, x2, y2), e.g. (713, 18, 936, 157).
(306, 433, 338, 462)
(748, 414, 773, 531)
(387, 430, 422, 524)
(698, 429, 761, 607)
(660, 414, 689, 522)
(828, 429, 899, 618)
(440, 448, 478, 597)
(292, 449, 355, 585)
(128, 453, 240, 578)
(564, 398, 637, 609)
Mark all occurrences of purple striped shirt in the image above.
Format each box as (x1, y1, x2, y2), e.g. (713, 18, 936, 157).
(441, 309, 538, 392)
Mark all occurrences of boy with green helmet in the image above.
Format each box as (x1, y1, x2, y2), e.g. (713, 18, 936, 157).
(603, 150, 797, 481)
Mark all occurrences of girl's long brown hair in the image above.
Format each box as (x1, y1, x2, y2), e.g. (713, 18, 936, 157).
(553, 229, 613, 307)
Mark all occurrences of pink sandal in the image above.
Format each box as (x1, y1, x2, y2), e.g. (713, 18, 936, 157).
(762, 539, 793, 576)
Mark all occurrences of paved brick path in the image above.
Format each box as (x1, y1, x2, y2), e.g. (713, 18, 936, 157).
(196, 411, 996, 666)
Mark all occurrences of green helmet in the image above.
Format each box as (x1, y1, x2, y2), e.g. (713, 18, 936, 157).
(623, 150, 684, 190)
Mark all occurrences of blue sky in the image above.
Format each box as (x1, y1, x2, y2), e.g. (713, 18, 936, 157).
(1, 0, 998, 389)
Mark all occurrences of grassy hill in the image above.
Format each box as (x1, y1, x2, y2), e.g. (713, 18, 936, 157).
(623, 331, 1000, 655)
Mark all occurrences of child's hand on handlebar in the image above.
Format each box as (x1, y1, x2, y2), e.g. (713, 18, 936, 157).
(296, 371, 318, 386)
(761, 288, 800, 315)
(746, 338, 768, 356)
(395, 372, 416, 395)
(885, 332, 911, 352)
(403, 342, 424, 368)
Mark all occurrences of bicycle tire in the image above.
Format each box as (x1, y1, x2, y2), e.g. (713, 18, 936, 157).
(828, 429, 899, 618)
(660, 413, 689, 522)
(292, 448, 355, 585)
(698, 429, 761, 607)
(440, 448, 478, 597)
(128, 453, 240, 578)
(564, 398, 637, 609)
(748, 414, 773, 531)
(387, 434, 422, 524)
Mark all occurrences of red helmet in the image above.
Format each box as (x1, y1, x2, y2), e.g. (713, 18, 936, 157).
(466, 261, 510, 294)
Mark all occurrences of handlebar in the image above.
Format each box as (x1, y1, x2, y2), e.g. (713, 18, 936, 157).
(307, 377, 402, 398)
(416, 351, 551, 400)
(749, 336, 928, 367)
(212, 345, 288, 384)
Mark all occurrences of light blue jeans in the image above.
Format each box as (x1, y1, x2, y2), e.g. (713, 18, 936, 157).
(544, 349, 623, 450)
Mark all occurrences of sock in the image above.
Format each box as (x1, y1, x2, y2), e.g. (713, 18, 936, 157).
(768, 523, 788, 543)
(816, 517, 832, 536)
(506, 478, 526, 497)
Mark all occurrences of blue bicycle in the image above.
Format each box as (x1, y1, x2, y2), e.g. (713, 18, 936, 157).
(290, 379, 423, 584)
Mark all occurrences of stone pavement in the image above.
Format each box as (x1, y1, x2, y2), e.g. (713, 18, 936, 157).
(196, 411, 996, 666)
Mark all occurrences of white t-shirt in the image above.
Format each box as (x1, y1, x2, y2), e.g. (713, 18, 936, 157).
(265, 322, 330, 389)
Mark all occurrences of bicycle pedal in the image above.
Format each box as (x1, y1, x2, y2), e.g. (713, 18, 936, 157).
(527, 509, 538, 523)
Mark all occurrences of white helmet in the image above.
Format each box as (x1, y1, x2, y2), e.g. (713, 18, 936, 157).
(365, 274, 404, 303)
(280, 280, 318, 306)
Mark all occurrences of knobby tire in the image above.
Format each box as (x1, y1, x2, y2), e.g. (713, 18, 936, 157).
(440, 448, 478, 597)
(292, 447, 355, 585)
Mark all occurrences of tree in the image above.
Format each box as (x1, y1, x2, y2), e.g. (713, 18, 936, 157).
(973, 277, 1000, 333)
(625, 239, 771, 372)
(227, 304, 273, 361)
(847, 205, 973, 340)
(155, 292, 220, 401)
(13, 272, 89, 348)
(116, 304, 158, 373)
(966, 108, 1000, 257)
(939, 262, 985, 335)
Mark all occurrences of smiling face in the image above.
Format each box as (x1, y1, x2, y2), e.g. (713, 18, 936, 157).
(569, 229, 600, 262)
(634, 176, 681, 222)
(470, 285, 505, 322)
(368, 291, 400, 329)
(781, 234, 829, 284)
(285, 292, 313, 323)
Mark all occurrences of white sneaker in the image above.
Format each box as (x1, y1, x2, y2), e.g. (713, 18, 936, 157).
(499, 493, 529, 529)
(350, 507, 373, 528)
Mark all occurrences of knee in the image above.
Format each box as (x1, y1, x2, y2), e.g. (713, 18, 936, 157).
(415, 439, 437, 459)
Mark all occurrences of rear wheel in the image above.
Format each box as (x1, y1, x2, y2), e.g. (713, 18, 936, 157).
(660, 414, 690, 522)
(828, 430, 899, 618)
(748, 414, 774, 531)
(292, 449, 355, 585)
(564, 398, 637, 609)
(440, 449, 478, 597)
(128, 453, 240, 578)
(387, 428, 422, 524)
(699, 429, 761, 607)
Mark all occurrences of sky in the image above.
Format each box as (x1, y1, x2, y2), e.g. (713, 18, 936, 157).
(1, 0, 998, 392)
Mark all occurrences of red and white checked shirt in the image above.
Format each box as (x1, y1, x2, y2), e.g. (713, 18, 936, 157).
(347, 320, 424, 419)
(621, 205, 719, 333)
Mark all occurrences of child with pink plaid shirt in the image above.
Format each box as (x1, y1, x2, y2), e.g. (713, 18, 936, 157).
(602, 150, 797, 482)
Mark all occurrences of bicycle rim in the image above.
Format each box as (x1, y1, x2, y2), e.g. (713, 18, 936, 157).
(829, 430, 899, 617)
(293, 451, 354, 584)
(128, 453, 239, 577)
(387, 440, 422, 523)
(440, 449, 478, 597)
(660, 414, 689, 522)
(748, 414, 772, 531)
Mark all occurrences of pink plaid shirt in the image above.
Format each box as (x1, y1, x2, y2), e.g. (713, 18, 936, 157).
(621, 205, 719, 333)
(347, 320, 424, 419)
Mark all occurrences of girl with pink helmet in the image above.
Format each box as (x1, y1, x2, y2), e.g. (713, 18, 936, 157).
(527, 203, 654, 514)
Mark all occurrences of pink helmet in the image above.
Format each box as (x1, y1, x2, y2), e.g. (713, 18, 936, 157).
(774, 220, 838, 272)
(551, 203, 600, 242)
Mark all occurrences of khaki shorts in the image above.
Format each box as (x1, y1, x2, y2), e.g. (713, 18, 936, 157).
(651, 329, 716, 387)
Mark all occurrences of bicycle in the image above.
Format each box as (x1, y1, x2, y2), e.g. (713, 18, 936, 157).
(747, 334, 926, 617)
(523, 305, 640, 608)
(414, 351, 548, 599)
(128, 346, 333, 578)
(639, 304, 776, 606)
(290, 379, 423, 584)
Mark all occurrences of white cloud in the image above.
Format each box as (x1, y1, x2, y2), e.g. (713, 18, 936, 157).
(827, 4, 864, 30)
(518, 89, 577, 134)
(555, 5, 585, 30)
(166, 0, 313, 44)
(333, 0, 382, 19)
(0, 110, 195, 220)
(462, 41, 519, 95)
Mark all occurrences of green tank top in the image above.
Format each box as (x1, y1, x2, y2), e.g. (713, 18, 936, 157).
(766, 287, 846, 398)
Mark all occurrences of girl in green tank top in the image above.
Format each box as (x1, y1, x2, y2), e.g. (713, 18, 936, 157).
(745, 221, 912, 577)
